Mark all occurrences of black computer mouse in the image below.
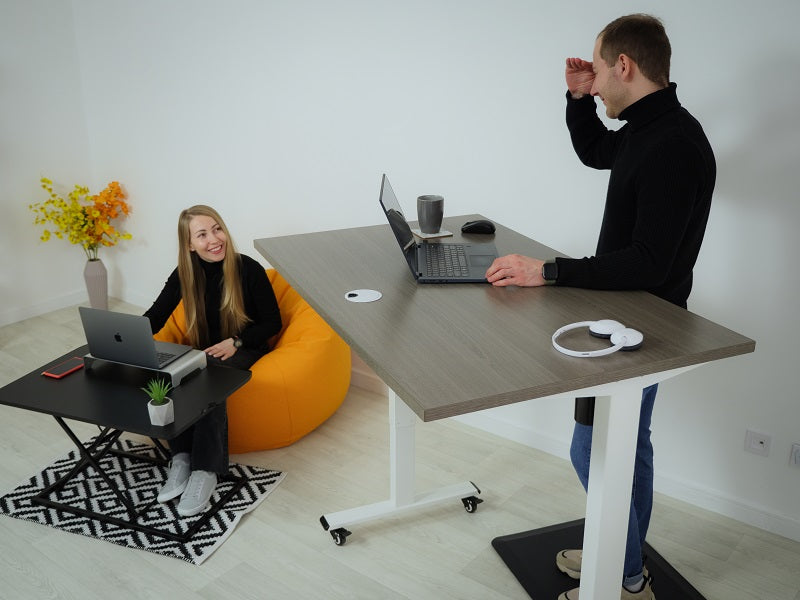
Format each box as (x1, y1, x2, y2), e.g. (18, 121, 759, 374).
(461, 219, 496, 234)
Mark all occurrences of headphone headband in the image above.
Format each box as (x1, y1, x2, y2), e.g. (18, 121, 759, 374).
(552, 319, 643, 358)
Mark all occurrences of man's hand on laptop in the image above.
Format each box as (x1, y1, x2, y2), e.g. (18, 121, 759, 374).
(486, 254, 546, 287)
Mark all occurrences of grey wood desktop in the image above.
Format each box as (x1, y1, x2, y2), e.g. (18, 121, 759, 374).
(254, 214, 755, 599)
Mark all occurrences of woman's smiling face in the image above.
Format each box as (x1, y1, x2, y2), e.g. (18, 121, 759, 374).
(188, 214, 227, 262)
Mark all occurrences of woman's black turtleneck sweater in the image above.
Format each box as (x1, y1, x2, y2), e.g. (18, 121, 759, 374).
(144, 254, 281, 350)
(555, 83, 716, 308)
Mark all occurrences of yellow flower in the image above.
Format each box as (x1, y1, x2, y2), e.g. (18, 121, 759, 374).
(29, 177, 132, 261)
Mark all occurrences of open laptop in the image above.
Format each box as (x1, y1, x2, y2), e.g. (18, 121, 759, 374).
(79, 306, 193, 370)
(379, 174, 498, 283)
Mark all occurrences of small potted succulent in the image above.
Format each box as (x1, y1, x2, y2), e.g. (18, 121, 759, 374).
(141, 377, 174, 426)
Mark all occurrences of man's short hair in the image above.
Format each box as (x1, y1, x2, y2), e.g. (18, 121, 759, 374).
(598, 14, 671, 87)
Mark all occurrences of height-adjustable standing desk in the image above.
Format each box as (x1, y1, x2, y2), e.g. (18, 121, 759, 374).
(255, 214, 754, 599)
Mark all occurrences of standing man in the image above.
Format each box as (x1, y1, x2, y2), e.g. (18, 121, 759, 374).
(485, 14, 715, 600)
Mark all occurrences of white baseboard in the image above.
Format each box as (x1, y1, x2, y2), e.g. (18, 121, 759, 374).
(348, 364, 800, 543)
(457, 411, 800, 542)
(348, 351, 387, 396)
(653, 473, 800, 543)
(0, 291, 86, 327)
(452, 412, 572, 460)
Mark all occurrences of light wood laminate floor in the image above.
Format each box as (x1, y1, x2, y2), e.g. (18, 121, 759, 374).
(1, 301, 798, 600)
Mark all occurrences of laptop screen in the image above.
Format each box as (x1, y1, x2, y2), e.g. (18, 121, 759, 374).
(379, 175, 416, 255)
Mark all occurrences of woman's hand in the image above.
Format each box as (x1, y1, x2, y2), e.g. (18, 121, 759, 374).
(204, 338, 238, 361)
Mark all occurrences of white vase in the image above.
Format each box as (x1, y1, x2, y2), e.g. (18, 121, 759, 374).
(148, 398, 174, 426)
(83, 258, 108, 310)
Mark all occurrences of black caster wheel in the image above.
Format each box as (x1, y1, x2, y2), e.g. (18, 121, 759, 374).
(461, 495, 483, 513)
(331, 527, 352, 546)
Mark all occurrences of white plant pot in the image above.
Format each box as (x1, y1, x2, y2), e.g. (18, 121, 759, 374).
(148, 398, 174, 426)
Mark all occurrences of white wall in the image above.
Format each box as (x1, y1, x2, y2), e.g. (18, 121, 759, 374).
(2, 0, 798, 540)
(0, 1, 92, 320)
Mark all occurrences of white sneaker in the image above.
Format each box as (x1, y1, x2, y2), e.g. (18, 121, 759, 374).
(157, 453, 191, 503)
(177, 470, 218, 517)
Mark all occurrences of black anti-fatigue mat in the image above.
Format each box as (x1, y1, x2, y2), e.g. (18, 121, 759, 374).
(492, 519, 706, 599)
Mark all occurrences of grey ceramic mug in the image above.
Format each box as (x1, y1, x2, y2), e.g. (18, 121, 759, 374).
(417, 195, 444, 234)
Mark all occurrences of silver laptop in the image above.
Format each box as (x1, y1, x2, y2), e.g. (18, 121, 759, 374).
(79, 306, 193, 370)
(379, 174, 498, 283)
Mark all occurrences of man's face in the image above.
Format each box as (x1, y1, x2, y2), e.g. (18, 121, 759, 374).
(590, 37, 627, 119)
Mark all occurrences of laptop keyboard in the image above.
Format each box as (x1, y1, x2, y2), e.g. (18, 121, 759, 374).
(425, 244, 469, 277)
(156, 351, 177, 366)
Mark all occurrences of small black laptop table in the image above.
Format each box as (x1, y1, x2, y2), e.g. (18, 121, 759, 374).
(0, 345, 251, 543)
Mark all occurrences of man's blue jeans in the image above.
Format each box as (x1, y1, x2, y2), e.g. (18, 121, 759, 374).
(569, 384, 657, 587)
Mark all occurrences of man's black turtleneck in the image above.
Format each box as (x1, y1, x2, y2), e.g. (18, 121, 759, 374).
(554, 83, 716, 308)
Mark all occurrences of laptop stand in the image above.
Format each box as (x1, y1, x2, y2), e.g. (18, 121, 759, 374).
(83, 349, 207, 387)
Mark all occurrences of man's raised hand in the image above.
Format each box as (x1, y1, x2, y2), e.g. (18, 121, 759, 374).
(565, 57, 594, 99)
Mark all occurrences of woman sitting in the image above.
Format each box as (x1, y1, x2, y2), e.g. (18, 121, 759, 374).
(144, 205, 281, 517)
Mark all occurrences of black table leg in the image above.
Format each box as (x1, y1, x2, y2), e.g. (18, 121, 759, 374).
(31, 417, 246, 543)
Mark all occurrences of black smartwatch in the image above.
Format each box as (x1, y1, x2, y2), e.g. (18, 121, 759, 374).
(232, 336, 243, 349)
(542, 260, 558, 284)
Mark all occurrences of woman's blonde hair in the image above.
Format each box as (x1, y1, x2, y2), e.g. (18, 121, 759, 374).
(177, 205, 250, 347)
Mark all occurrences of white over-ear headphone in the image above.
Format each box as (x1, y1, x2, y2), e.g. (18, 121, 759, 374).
(552, 319, 644, 358)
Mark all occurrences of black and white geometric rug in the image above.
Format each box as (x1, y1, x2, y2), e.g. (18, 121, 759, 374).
(0, 437, 284, 565)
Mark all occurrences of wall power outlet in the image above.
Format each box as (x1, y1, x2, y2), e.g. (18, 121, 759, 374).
(744, 429, 771, 457)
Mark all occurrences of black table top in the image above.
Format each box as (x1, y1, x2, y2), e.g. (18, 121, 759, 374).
(0, 345, 251, 438)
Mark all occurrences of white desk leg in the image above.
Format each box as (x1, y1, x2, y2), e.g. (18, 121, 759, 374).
(390, 389, 416, 506)
(579, 385, 642, 600)
(320, 387, 481, 544)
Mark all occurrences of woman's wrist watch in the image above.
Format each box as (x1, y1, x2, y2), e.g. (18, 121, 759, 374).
(232, 336, 243, 349)
(542, 260, 558, 285)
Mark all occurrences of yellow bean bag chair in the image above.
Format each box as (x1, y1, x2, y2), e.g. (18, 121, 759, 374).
(153, 269, 351, 453)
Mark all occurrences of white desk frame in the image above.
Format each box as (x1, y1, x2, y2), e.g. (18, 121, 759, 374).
(321, 388, 479, 533)
(574, 365, 700, 599)
(322, 364, 700, 599)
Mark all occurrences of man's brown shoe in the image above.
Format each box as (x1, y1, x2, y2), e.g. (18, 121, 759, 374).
(556, 576, 656, 600)
(556, 548, 649, 580)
